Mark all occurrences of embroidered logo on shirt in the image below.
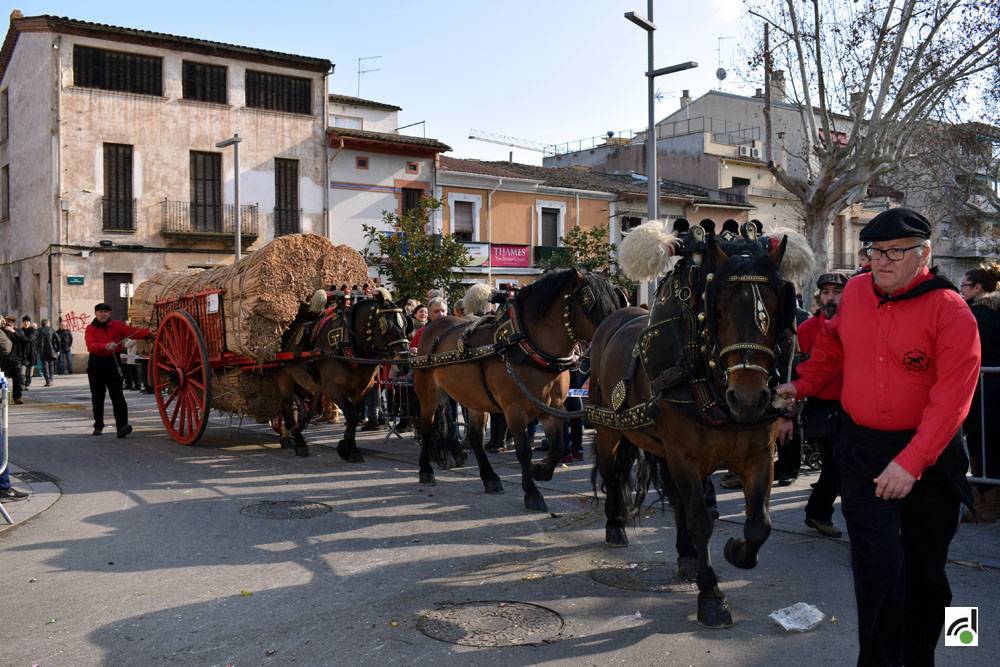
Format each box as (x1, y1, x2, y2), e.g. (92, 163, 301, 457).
(902, 349, 930, 372)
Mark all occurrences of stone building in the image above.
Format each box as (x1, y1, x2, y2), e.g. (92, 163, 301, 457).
(0, 13, 332, 366)
(326, 93, 449, 256)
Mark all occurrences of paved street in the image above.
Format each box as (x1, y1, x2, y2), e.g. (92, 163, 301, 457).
(2, 375, 997, 666)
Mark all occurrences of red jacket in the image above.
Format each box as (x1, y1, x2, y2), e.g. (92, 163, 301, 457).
(796, 312, 842, 401)
(793, 268, 980, 478)
(85, 320, 151, 357)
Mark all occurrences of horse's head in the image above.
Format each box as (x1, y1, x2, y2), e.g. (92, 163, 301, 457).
(566, 271, 626, 342)
(357, 289, 410, 359)
(706, 236, 793, 422)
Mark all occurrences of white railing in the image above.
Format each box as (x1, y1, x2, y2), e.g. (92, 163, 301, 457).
(1, 371, 13, 524)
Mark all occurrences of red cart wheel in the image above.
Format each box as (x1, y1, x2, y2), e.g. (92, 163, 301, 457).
(153, 310, 211, 445)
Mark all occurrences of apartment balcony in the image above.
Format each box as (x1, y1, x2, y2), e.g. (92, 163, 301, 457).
(273, 207, 302, 237)
(102, 198, 137, 232)
(951, 236, 1000, 259)
(160, 200, 259, 241)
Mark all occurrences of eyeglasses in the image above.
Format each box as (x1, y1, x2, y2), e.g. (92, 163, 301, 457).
(862, 244, 925, 261)
(960, 282, 975, 288)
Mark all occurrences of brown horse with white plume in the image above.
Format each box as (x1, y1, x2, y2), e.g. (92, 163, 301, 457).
(587, 219, 813, 627)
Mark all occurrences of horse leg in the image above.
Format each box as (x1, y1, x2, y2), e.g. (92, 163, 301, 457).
(669, 453, 733, 628)
(437, 402, 468, 468)
(413, 372, 439, 485)
(507, 408, 547, 512)
(276, 372, 297, 450)
(724, 441, 773, 570)
(466, 410, 503, 494)
(655, 459, 699, 581)
(531, 415, 565, 481)
(335, 397, 363, 463)
(595, 428, 632, 547)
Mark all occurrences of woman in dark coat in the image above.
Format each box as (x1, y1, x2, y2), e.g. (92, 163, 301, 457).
(960, 263, 1000, 519)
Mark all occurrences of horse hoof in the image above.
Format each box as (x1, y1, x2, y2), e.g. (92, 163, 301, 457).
(605, 526, 629, 548)
(483, 478, 504, 494)
(677, 557, 698, 582)
(524, 493, 548, 513)
(419, 471, 436, 486)
(294, 445, 309, 458)
(697, 594, 733, 628)
(348, 451, 365, 463)
(530, 463, 554, 482)
(708, 506, 720, 521)
(280, 439, 294, 449)
(724, 537, 759, 569)
(336, 441, 352, 461)
(450, 451, 468, 468)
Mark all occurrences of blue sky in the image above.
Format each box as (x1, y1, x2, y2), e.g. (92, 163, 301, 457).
(3, 0, 751, 163)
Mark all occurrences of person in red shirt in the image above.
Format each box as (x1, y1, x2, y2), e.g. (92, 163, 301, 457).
(85, 303, 152, 438)
(777, 208, 980, 667)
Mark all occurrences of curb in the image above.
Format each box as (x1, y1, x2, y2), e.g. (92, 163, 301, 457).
(0, 462, 62, 533)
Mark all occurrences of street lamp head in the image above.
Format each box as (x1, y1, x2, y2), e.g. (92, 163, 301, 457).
(215, 135, 242, 148)
(624, 11, 656, 31)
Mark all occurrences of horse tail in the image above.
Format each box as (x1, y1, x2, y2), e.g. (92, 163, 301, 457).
(590, 437, 659, 525)
(418, 398, 461, 469)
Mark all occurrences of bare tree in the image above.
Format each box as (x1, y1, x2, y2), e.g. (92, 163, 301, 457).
(746, 0, 999, 271)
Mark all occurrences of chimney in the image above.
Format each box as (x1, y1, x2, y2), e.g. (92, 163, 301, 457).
(770, 70, 786, 103)
(10, 9, 23, 20)
(680, 89, 691, 109)
(849, 92, 865, 119)
(754, 88, 763, 98)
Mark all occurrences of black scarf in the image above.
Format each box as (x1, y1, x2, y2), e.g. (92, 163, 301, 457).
(873, 266, 957, 307)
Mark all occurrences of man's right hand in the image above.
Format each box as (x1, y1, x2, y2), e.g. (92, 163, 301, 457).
(775, 382, 797, 399)
(105, 342, 118, 351)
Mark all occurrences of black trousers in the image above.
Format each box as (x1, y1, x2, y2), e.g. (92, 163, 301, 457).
(3, 361, 22, 401)
(774, 423, 802, 480)
(804, 400, 844, 523)
(838, 416, 963, 667)
(88, 357, 128, 430)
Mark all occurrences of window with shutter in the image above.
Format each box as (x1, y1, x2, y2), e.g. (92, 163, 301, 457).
(190, 151, 222, 232)
(103, 143, 134, 230)
(453, 201, 474, 241)
(183, 61, 227, 104)
(245, 70, 311, 115)
(274, 158, 300, 236)
(541, 208, 560, 247)
(73, 45, 162, 96)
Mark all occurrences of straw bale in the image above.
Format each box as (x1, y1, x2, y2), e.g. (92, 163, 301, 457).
(130, 234, 368, 362)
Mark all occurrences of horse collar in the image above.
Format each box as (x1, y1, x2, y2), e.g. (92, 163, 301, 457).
(500, 302, 577, 373)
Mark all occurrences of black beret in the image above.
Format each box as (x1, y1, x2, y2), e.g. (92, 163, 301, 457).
(859, 207, 931, 242)
(816, 271, 850, 289)
(94, 303, 112, 312)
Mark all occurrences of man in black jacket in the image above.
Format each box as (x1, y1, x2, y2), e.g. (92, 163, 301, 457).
(2, 314, 26, 403)
(37, 318, 59, 386)
(20, 315, 37, 388)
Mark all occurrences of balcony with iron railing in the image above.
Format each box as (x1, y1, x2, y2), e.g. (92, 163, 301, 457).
(273, 207, 302, 237)
(160, 200, 259, 240)
(951, 236, 1000, 258)
(102, 197, 137, 232)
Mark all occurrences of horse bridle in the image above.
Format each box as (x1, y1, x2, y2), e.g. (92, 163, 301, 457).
(706, 273, 782, 384)
(360, 301, 409, 357)
(562, 273, 606, 345)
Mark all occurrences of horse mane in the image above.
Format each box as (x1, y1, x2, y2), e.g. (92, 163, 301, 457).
(516, 269, 579, 322)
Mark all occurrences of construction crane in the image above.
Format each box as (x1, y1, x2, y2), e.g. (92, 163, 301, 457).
(469, 129, 555, 155)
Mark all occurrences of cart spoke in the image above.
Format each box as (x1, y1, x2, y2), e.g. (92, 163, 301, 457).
(163, 385, 180, 410)
(169, 388, 183, 427)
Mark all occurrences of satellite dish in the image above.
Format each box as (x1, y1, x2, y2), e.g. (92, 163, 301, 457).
(716, 67, 727, 81)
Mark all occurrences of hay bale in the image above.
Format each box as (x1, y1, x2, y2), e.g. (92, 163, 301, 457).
(131, 234, 368, 362)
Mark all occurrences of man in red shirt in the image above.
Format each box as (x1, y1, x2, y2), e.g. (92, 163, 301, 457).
(777, 208, 980, 666)
(85, 303, 152, 438)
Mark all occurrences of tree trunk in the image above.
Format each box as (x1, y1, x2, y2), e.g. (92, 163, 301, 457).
(801, 205, 839, 293)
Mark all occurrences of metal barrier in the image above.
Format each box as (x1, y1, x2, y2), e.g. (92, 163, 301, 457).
(1, 371, 13, 524)
(968, 366, 999, 487)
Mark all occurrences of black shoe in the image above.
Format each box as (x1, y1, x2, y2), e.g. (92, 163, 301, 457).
(805, 517, 842, 538)
(116, 425, 133, 439)
(13, 398, 23, 405)
(0, 487, 29, 502)
(360, 421, 384, 432)
(775, 476, 795, 487)
(93, 426, 104, 436)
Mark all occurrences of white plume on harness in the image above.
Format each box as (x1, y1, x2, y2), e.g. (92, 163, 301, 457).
(618, 220, 679, 281)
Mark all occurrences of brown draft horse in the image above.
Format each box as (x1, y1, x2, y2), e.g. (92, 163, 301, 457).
(275, 290, 410, 459)
(589, 234, 795, 628)
(413, 269, 623, 512)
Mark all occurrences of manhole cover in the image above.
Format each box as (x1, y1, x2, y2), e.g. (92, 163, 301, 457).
(590, 561, 698, 593)
(12, 470, 59, 484)
(240, 500, 332, 519)
(417, 601, 563, 647)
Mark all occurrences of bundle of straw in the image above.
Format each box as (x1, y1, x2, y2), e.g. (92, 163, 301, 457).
(131, 234, 368, 362)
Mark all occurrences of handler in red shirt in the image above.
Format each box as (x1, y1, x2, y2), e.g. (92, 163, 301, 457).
(85, 303, 151, 438)
(777, 208, 980, 667)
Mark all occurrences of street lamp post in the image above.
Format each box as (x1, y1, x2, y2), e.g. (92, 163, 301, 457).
(215, 134, 243, 263)
(625, 2, 697, 223)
